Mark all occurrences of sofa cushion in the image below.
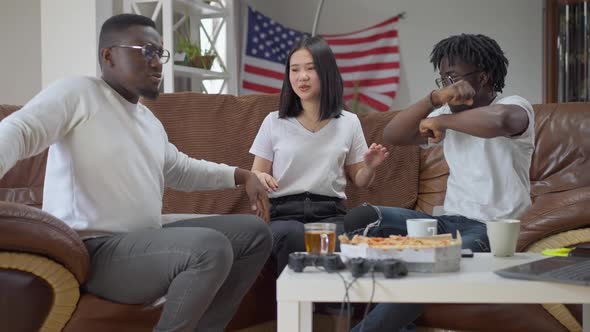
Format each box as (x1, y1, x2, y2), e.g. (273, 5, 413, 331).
(142, 93, 280, 215)
(529, 103, 590, 195)
(161, 213, 217, 224)
(347, 110, 420, 209)
(519, 187, 590, 250)
(62, 293, 161, 332)
(0, 105, 46, 208)
(416, 146, 447, 214)
(520, 103, 590, 248)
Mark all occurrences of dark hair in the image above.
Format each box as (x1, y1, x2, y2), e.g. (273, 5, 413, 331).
(429, 34, 508, 93)
(279, 36, 343, 120)
(98, 14, 156, 56)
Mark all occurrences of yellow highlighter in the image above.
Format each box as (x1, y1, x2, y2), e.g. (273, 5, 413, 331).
(542, 248, 573, 257)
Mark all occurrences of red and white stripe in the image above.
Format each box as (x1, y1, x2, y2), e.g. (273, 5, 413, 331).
(241, 15, 401, 112)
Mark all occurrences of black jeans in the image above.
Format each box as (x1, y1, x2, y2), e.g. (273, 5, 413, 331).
(269, 192, 346, 274)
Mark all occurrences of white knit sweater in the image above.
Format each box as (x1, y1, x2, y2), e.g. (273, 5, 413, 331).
(0, 76, 236, 236)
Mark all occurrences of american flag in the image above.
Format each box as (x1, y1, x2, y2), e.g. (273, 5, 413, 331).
(241, 7, 400, 112)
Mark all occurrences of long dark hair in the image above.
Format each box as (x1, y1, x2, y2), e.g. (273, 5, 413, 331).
(278, 36, 343, 120)
(430, 34, 508, 93)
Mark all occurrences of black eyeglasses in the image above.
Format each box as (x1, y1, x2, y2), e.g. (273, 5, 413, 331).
(435, 70, 480, 88)
(109, 44, 170, 64)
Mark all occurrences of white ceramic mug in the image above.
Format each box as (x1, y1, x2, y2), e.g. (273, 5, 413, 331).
(486, 219, 521, 257)
(406, 218, 438, 237)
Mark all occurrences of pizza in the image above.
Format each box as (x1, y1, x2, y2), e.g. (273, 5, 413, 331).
(338, 234, 458, 249)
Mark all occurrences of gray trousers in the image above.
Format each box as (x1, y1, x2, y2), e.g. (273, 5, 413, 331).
(82, 215, 272, 332)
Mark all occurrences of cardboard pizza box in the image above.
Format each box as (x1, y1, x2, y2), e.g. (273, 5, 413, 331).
(339, 233, 462, 273)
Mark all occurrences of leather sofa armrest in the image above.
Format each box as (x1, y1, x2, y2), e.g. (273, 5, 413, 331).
(518, 186, 590, 251)
(0, 201, 90, 283)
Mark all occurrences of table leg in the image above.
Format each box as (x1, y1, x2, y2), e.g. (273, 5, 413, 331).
(278, 301, 313, 332)
(584, 303, 589, 332)
(300, 301, 313, 331)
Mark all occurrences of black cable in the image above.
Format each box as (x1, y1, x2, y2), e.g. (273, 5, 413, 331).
(335, 270, 357, 331)
(313, 263, 357, 331)
(310, 260, 378, 332)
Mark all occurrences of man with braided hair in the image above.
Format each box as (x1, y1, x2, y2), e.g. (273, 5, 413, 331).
(346, 33, 534, 331)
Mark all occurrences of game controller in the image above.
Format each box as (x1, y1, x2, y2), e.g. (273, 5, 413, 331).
(347, 257, 408, 278)
(288, 252, 346, 273)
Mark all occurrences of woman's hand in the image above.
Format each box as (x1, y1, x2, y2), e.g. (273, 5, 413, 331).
(363, 143, 389, 169)
(253, 170, 279, 193)
(348, 143, 390, 188)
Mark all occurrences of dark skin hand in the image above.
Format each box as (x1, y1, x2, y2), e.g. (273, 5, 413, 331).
(235, 168, 270, 223)
(383, 57, 529, 146)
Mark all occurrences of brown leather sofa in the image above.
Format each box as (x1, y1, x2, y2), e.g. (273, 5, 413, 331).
(1, 95, 589, 332)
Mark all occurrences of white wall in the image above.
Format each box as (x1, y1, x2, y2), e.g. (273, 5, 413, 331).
(0, 0, 41, 105)
(41, 0, 113, 88)
(0, 0, 544, 107)
(0, 0, 112, 105)
(249, 0, 544, 108)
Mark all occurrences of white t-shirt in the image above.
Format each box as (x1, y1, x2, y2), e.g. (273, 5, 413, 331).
(249, 110, 368, 199)
(0, 76, 236, 237)
(425, 95, 535, 221)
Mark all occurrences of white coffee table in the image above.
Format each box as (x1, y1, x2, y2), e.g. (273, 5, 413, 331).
(277, 253, 590, 332)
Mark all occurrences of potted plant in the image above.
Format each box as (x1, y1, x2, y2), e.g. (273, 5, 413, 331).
(175, 25, 216, 70)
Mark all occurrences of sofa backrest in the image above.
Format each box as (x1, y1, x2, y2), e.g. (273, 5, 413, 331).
(0, 105, 46, 208)
(352, 110, 420, 209)
(529, 103, 590, 195)
(1, 95, 418, 213)
(142, 93, 279, 215)
(521, 103, 590, 248)
(141, 93, 420, 214)
(5, 97, 585, 228)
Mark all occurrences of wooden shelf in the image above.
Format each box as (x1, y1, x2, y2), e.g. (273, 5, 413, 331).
(125, 0, 236, 93)
(173, 64, 228, 80)
(175, 0, 225, 17)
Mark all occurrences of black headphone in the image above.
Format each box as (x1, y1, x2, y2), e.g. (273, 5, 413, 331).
(361, 203, 382, 235)
(343, 202, 383, 236)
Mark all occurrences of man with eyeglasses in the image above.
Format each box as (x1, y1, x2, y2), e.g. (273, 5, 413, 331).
(0, 14, 272, 332)
(346, 34, 534, 331)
